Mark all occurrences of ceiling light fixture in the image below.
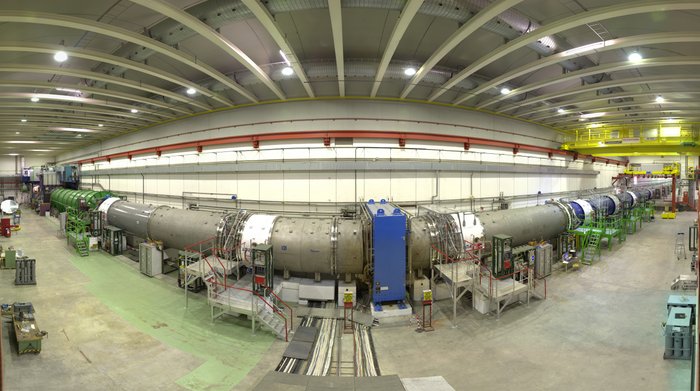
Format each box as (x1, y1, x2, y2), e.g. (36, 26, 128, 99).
(628, 52, 643, 63)
(557, 108, 566, 114)
(7, 141, 38, 144)
(186, 87, 196, 95)
(404, 67, 417, 76)
(281, 66, 294, 76)
(55, 127, 95, 133)
(279, 50, 291, 66)
(580, 112, 606, 119)
(561, 40, 616, 56)
(30, 97, 39, 102)
(655, 95, 665, 103)
(98, 124, 103, 127)
(53, 50, 68, 62)
(500, 87, 511, 95)
(130, 108, 139, 113)
(55, 87, 82, 94)
(20, 119, 27, 123)
(15, 132, 19, 135)
(7, 153, 19, 156)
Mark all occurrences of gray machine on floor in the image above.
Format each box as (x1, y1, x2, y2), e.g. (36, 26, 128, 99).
(15, 258, 36, 285)
(139, 242, 163, 277)
(663, 295, 696, 360)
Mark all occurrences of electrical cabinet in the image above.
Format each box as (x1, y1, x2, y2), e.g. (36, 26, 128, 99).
(139, 242, 162, 277)
(535, 243, 553, 278)
(365, 199, 406, 308)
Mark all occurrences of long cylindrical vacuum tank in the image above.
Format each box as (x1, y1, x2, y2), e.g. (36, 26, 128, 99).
(95, 183, 666, 276)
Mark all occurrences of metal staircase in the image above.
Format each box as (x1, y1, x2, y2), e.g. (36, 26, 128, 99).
(258, 302, 287, 339)
(582, 232, 601, 265)
(75, 239, 89, 257)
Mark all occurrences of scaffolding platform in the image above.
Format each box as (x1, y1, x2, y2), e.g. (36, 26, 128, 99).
(206, 274, 290, 339)
(435, 261, 478, 286)
(186, 256, 240, 278)
(479, 278, 528, 300)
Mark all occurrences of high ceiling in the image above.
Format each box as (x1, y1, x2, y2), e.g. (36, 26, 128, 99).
(1, 0, 700, 156)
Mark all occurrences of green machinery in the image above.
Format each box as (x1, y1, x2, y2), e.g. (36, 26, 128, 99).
(251, 244, 274, 293)
(2, 302, 47, 355)
(50, 188, 110, 214)
(1, 246, 16, 269)
(491, 234, 513, 278)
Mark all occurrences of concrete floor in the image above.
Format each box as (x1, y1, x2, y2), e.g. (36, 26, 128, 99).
(0, 209, 694, 390)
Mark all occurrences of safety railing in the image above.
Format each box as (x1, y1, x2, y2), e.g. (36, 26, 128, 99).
(185, 237, 292, 341)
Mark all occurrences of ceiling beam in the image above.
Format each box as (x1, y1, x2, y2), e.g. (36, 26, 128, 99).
(498, 74, 700, 114)
(0, 102, 153, 123)
(328, 0, 345, 96)
(429, 0, 700, 103)
(455, 31, 700, 106)
(0, 11, 259, 103)
(0, 64, 206, 113)
(0, 93, 172, 120)
(0, 42, 233, 107)
(240, 0, 314, 98)
(370, 0, 423, 98)
(479, 56, 700, 109)
(131, 0, 285, 100)
(401, 0, 524, 99)
(535, 99, 700, 124)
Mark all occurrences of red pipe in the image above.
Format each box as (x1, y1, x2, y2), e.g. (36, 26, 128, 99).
(74, 130, 627, 166)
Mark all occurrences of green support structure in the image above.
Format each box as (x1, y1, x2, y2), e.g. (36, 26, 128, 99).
(66, 207, 90, 257)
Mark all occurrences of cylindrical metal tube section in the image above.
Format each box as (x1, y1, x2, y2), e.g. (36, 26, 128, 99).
(335, 219, 364, 275)
(587, 194, 621, 216)
(615, 191, 636, 209)
(50, 188, 110, 213)
(270, 217, 364, 275)
(478, 204, 570, 247)
(568, 199, 594, 222)
(148, 206, 225, 251)
(105, 200, 158, 239)
(272, 217, 333, 274)
(408, 216, 432, 271)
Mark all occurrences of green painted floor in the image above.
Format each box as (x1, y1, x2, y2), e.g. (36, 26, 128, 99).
(68, 251, 274, 391)
(1, 210, 276, 391)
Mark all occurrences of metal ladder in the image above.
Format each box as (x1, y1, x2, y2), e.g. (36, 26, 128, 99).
(582, 232, 601, 265)
(676, 233, 687, 260)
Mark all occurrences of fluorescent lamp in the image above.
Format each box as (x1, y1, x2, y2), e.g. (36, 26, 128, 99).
(20, 119, 27, 123)
(279, 50, 291, 66)
(130, 108, 139, 113)
(561, 41, 614, 56)
(557, 108, 566, 114)
(55, 87, 82, 94)
(186, 88, 196, 95)
(6, 141, 38, 144)
(500, 87, 511, 95)
(30, 97, 39, 102)
(98, 124, 103, 127)
(55, 127, 95, 133)
(580, 112, 606, 119)
(655, 95, 665, 103)
(404, 67, 417, 76)
(281, 67, 294, 76)
(29, 149, 53, 152)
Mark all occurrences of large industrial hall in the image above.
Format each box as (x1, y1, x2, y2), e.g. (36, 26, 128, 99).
(0, 1, 699, 390)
